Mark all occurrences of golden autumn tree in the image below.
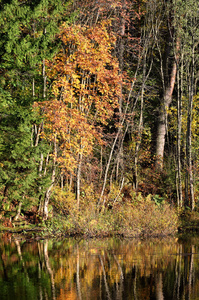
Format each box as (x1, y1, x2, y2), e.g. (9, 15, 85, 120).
(39, 21, 122, 214)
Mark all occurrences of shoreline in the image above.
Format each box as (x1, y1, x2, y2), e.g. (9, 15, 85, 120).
(1, 205, 199, 241)
(0, 224, 180, 241)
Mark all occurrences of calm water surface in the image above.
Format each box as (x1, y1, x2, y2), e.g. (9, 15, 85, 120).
(0, 233, 199, 299)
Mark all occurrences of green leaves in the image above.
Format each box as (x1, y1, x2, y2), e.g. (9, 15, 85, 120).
(0, 0, 74, 207)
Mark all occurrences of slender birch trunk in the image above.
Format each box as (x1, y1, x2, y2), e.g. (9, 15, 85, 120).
(43, 136, 57, 220)
(76, 152, 83, 209)
(42, 28, 47, 99)
(185, 40, 195, 210)
(176, 64, 183, 208)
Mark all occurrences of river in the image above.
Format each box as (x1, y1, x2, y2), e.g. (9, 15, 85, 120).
(0, 233, 198, 299)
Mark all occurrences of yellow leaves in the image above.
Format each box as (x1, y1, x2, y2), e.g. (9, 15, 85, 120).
(39, 21, 123, 173)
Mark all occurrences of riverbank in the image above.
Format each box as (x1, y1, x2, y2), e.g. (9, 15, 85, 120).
(2, 193, 199, 240)
(0, 210, 198, 241)
(0, 195, 180, 240)
(178, 210, 199, 233)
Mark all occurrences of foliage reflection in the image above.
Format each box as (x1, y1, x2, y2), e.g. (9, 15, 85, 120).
(0, 235, 199, 300)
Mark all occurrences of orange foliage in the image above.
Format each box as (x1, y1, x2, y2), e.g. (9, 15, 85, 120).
(39, 21, 122, 173)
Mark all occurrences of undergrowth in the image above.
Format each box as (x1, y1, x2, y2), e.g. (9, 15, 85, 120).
(0, 186, 179, 238)
(49, 187, 179, 238)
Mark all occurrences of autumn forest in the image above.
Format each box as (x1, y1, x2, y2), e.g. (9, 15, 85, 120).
(0, 0, 199, 236)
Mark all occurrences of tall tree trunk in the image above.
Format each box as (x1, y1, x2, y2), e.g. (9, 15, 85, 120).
(42, 27, 47, 99)
(155, 59, 177, 169)
(176, 63, 183, 208)
(185, 41, 195, 210)
(134, 67, 145, 190)
(116, 0, 126, 182)
(155, 6, 180, 170)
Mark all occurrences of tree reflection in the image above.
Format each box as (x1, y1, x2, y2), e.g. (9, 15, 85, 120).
(0, 235, 199, 299)
(156, 273, 164, 300)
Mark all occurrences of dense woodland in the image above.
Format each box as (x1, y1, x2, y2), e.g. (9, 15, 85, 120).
(0, 0, 199, 231)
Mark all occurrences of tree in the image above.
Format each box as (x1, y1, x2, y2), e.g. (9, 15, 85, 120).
(169, 0, 199, 209)
(183, 0, 199, 210)
(149, 0, 179, 170)
(39, 21, 122, 215)
(0, 0, 73, 217)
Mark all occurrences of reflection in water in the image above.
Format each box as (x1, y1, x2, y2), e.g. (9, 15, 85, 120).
(0, 235, 199, 299)
(156, 273, 164, 300)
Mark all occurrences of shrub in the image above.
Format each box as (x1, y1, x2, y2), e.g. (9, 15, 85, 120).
(51, 187, 178, 238)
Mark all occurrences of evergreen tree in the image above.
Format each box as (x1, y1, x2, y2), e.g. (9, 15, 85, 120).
(0, 0, 73, 215)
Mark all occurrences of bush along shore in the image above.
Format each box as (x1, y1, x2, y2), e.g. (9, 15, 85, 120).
(0, 190, 180, 240)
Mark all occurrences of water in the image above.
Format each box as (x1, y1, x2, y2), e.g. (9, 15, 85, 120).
(0, 233, 199, 299)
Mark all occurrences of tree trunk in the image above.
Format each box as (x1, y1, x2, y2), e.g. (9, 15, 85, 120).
(13, 200, 22, 221)
(76, 152, 82, 209)
(115, 0, 126, 182)
(134, 41, 153, 187)
(42, 136, 57, 220)
(155, 8, 180, 170)
(42, 27, 47, 99)
(185, 41, 195, 210)
(155, 59, 177, 169)
(98, 66, 138, 208)
(176, 64, 183, 208)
